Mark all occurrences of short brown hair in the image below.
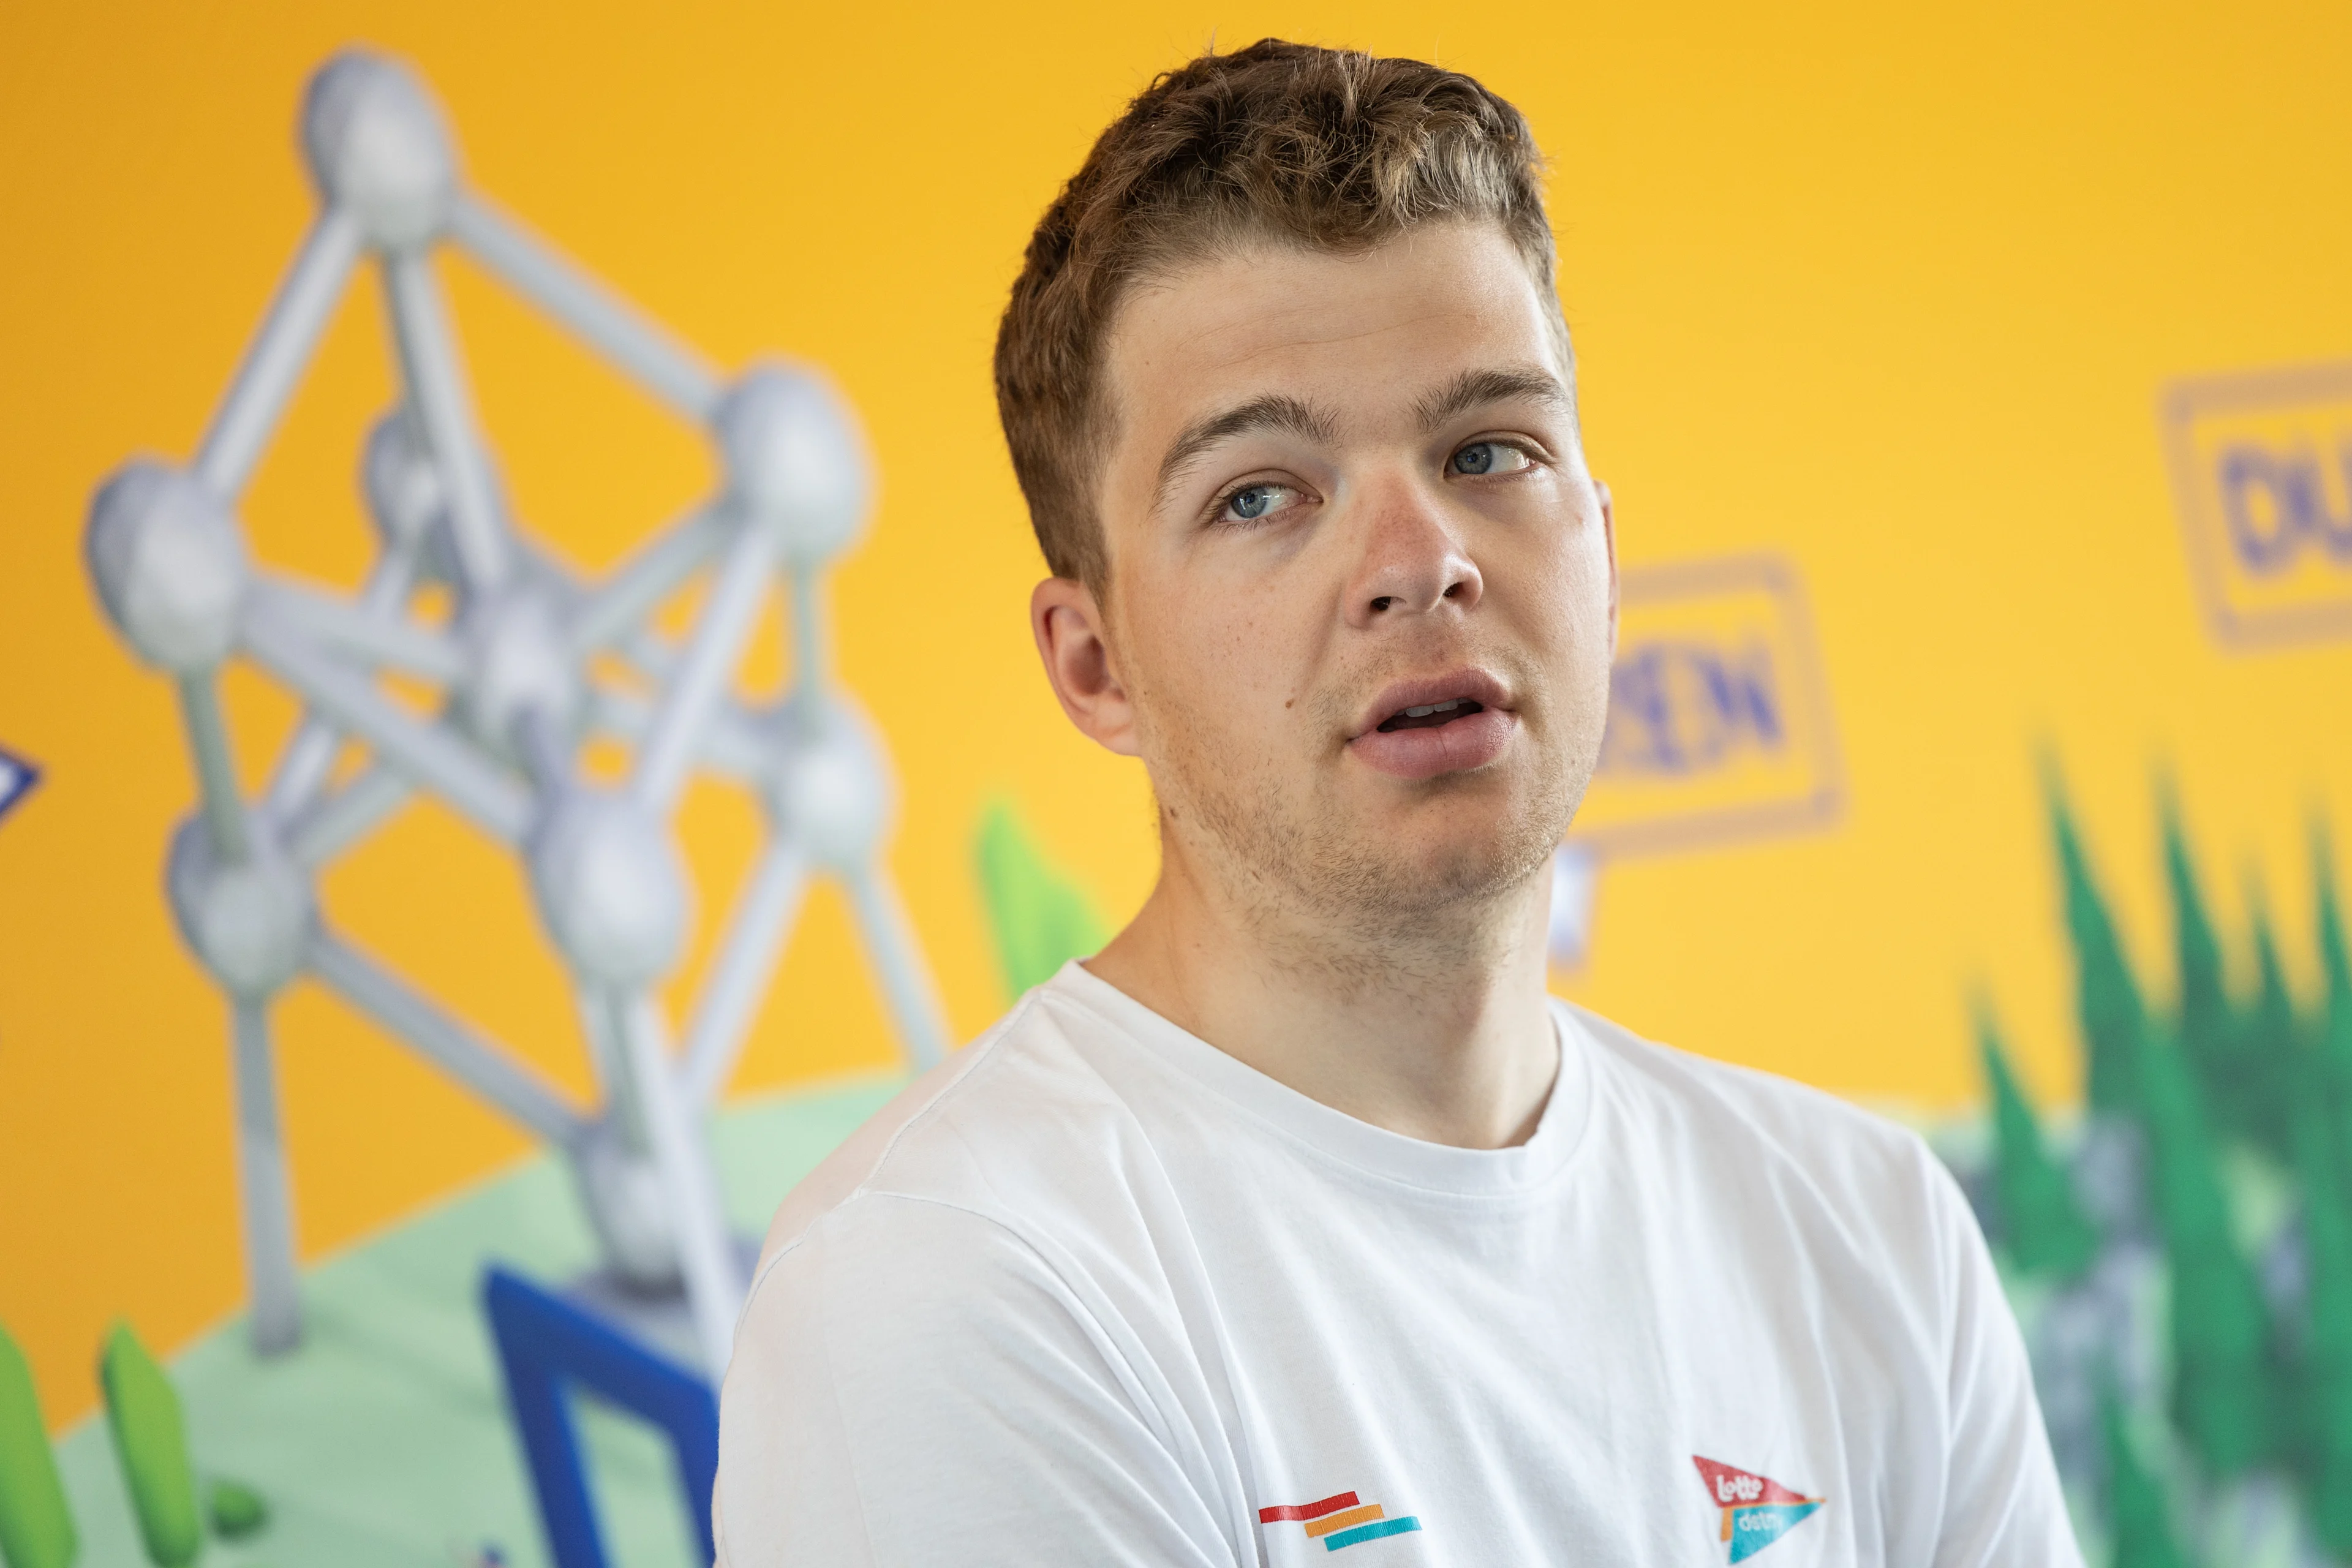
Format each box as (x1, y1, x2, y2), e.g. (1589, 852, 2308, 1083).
(993, 40, 1564, 588)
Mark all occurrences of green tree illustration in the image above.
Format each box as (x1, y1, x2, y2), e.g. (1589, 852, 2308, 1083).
(2291, 1087, 2352, 1555)
(2236, 876, 2301, 1161)
(98, 1324, 199, 1566)
(2163, 786, 2239, 1126)
(2137, 1019, 2274, 1474)
(1977, 1000, 2099, 1280)
(0, 1319, 75, 1568)
(974, 800, 1110, 1000)
(2313, 824, 2352, 1174)
(2160, 788, 2290, 1155)
(2102, 1385, 2192, 1568)
(2048, 773, 2148, 1119)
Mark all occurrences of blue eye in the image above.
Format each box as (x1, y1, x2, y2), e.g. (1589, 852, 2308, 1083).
(1450, 442, 1531, 477)
(1221, 483, 1295, 524)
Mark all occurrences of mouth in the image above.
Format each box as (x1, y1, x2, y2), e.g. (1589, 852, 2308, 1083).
(1352, 668, 1512, 739)
(1376, 696, 1487, 733)
(1348, 669, 1516, 781)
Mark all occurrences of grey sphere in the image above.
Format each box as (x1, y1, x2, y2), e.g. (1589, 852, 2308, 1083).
(86, 462, 248, 673)
(456, 586, 582, 763)
(361, 408, 447, 551)
(572, 1123, 683, 1289)
(715, 365, 871, 567)
(529, 791, 690, 989)
(767, 697, 891, 870)
(166, 818, 314, 999)
(301, 51, 458, 249)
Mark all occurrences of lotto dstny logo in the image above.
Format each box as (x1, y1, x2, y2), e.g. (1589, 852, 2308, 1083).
(2162, 360, 2352, 647)
(1570, 555, 1842, 859)
(1692, 1457, 1824, 1562)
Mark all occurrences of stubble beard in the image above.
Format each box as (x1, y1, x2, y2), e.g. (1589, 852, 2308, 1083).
(1142, 667, 1593, 985)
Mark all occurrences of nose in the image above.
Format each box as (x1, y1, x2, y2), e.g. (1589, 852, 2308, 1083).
(1343, 479, 1483, 628)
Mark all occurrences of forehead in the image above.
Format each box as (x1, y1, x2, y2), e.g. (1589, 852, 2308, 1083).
(1100, 222, 1567, 447)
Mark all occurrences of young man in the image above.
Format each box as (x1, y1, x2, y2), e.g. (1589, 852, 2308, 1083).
(717, 40, 2078, 1567)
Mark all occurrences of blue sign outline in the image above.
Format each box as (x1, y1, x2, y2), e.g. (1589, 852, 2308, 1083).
(482, 1265, 719, 1568)
(1569, 552, 1844, 861)
(0, 745, 39, 827)
(2159, 358, 2352, 650)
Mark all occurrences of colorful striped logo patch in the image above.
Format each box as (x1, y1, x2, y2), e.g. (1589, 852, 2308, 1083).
(1259, 1490, 1423, 1553)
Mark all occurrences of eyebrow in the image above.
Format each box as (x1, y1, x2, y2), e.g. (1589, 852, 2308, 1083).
(1147, 366, 1575, 516)
(1412, 365, 1575, 431)
(1153, 393, 1339, 514)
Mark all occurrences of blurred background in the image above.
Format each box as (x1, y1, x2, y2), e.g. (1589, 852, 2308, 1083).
(6, 2, 2352, 1564)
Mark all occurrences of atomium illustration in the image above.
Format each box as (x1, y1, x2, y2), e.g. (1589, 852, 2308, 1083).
(85, 49, 949, 1375)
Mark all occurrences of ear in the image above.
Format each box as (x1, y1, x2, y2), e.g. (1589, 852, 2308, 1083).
(1031, 576, 1140, 757)
(1596, 480, 1619, 662)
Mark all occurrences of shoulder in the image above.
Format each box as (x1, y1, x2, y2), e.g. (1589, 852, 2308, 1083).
(729, 981, 1157, 1431)
(1561, 1000, 1974, 1275)
(748, 977, 1150, 1295)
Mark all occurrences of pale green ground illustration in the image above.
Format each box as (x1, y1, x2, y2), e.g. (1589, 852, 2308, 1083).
(48, 1075, 903, 1568)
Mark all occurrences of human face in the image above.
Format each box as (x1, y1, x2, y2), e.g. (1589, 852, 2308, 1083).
(1035, 221, 1616, 932)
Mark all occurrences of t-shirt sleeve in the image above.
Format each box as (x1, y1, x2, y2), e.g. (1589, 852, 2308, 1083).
(1926, 1156, 2087, 1567)
(714, 1193, 1242, 1568)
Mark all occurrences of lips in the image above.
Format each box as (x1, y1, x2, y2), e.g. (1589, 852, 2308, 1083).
(1348, 669, 1515, 780)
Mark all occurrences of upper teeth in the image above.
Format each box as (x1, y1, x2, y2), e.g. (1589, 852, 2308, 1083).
(1404, 700, 1463, 718)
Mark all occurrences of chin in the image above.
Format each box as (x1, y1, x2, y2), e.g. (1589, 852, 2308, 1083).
(1325, 794, 1562, 919)
(1397, 823, 1549, 898)
(1157, 722, 1576, 931)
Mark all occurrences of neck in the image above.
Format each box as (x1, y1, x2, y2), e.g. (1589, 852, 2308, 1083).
(1085, 825, 1560, 1150)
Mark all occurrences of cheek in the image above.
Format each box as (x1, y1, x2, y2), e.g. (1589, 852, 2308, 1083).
(1125, 575, 1295, 741)
(1518, 523, 1616, 718)
(1519, 507, 1609, 620)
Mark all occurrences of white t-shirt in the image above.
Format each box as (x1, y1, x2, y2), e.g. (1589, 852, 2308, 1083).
(716, 962, 2079, 1567)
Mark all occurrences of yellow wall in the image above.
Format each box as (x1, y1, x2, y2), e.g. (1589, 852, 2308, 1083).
(7, 0, 2352, 1428)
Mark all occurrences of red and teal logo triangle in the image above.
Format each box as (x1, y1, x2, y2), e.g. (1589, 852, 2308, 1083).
(1693, 1457, 1823, 1562)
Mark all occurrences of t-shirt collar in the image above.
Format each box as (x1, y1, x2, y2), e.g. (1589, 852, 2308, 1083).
(1042, 959, 1593, 1199)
